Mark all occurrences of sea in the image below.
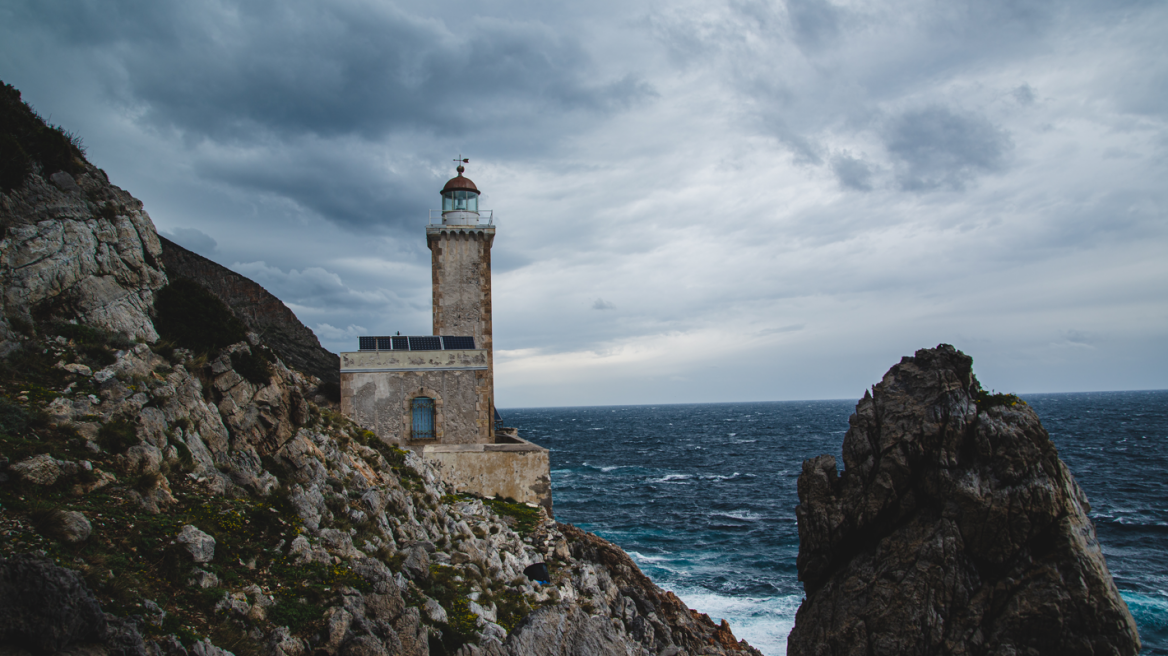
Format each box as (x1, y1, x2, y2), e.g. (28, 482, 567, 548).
(503, 390, 1168, 655)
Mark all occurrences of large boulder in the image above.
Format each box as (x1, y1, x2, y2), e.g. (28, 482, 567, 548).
(0, 554, 146, 655)
(788, 344, 1141, 656)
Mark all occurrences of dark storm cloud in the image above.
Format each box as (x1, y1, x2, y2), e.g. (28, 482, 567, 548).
(10, 0, 653, 144)
(830, 153, 873, 191)
(192, 143, 432, 232)
(884, 106, 1012, 192)
(785, 0, 840, 51)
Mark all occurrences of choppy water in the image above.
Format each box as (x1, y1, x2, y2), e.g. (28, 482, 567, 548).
(503, 390, 1168, 655)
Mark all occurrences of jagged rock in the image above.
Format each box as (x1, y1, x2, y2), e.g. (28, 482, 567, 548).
(54, 510, 93, 543)
(423, 597, 447, 623)
(118, 443, 163, 475)
(188, 568, 219, 589)
(176, 525, 216, 563)
(0, 555, 107, 652)
(402, 545, 430, 582)
(506, 603, 639, 655)
(9, 453, 63, 485)
(268, 626, 308, 656)
(188, 639, 235, 656)
(788, 344, 1141, 656)
(72, 467, 116, 495)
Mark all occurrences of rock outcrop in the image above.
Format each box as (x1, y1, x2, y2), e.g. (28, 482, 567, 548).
(0, 161, 167, 348)
(159, 236, 339, 386)
(788, 345, 1140, 656)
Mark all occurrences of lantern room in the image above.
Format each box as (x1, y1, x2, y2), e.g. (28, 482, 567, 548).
(440, 162, 481, 225)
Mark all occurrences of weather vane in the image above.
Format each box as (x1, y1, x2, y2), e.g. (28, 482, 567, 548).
(454, 155, 469, 174)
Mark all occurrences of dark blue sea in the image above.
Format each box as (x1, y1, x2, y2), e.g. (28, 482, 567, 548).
(503, 390, 1168, 655)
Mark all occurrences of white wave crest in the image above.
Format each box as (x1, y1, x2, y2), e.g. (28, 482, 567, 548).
(712, 509, 762, 521)
(673, 587, 802, 656)
(649, 474, 694, 483)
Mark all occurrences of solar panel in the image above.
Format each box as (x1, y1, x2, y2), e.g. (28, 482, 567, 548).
(375, 337, 392, 350)
(409, 336, 442, 351)
(441, 336, 476, 350)
(391, 336, 410, 350)
(359, 336, 377, 350)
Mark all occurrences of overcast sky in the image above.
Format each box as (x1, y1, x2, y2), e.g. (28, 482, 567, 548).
(3, 0, 1166, 407)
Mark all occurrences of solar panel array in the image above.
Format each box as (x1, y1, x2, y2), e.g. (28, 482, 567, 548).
(441, 336, 476, 350)
(409, 336, 442, 351)
(357, 335, 476, 351)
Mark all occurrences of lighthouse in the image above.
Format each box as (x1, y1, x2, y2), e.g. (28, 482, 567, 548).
(338, 159, 552, 514)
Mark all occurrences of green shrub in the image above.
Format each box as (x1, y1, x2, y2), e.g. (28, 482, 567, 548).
(976, 389, 1025, 410)
(152, 278, 248, 354)
(0, 397, 29, 437)
(316, 381, 341, 403)
(269, 597, 321, 632)
(231, 349, 271, 386)
(97, 419, 139, 453)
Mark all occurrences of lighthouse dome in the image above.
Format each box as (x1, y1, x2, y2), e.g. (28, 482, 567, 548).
(441, 168, 479, 194)
(440, 163, 481, 223)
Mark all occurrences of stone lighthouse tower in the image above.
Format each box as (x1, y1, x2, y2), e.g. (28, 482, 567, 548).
(428, 161, 495, 401)
(338, 160, 552, 514)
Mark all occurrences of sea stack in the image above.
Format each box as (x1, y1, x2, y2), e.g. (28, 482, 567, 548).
(788, 344, 1140, 655)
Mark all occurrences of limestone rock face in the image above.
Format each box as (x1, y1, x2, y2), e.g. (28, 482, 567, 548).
(788, 344, 1141, 656)
(0, 167, 166, 346)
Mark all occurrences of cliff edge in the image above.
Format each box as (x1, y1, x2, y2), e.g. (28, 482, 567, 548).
(158, 236, 340, 388)
(788, 345, 1140, 655)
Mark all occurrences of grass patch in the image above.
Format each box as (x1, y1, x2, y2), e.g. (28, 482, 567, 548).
(482, 496, 541, 537)
(97, 419, 139, 453)
(268, 596, 321, 631)
(976, 389, 1025, 410)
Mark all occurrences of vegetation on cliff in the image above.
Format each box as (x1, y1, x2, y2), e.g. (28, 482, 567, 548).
(0, 81, 86, 193)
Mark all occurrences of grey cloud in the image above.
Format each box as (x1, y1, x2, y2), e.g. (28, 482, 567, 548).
(593, 299, 616, 310)
(830, 153, 873, 191)
(13, 0, 653, 145)
(1013, 84, 1036, 105)
(194, 144, 431, 232)
(230, 261, 392, 313)
(758, 323, 805, 335)
(785, 0, 841, 51)
(1063, 330, 1099, 346)
(884, 106, 1012, 191)
(159, 227, 217, 256)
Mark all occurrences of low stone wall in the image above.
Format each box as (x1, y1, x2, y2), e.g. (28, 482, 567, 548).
(421, 435, 553, 516)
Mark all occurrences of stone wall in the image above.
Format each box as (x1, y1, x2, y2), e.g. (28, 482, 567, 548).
(341, 367, 491, 446)
(422, 436, 553, 516)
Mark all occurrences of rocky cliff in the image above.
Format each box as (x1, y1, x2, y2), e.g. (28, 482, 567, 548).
(788, 345, 1140, 656)
(0, 81, 760, 656)
(158, 237, 339, 388)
